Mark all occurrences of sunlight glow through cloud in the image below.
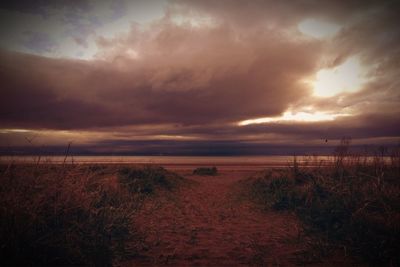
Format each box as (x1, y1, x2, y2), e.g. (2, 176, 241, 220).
(0, 129, 31, 133)
(312, 56, 367, 97)
(238, 111, 348, 126)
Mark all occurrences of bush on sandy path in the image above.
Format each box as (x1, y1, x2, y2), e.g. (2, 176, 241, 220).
(193, 166, 218, 176)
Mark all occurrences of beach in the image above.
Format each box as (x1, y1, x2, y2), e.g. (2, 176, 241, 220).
(1, 155, 398, 266)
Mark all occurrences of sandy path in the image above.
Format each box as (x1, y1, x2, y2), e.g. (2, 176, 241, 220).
(129, 169, 314, 266)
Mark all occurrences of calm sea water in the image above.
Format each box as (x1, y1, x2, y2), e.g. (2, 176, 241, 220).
(0, 155, 334, 168)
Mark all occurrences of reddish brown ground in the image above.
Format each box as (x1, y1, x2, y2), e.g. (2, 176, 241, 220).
(128, 168, 356, 266)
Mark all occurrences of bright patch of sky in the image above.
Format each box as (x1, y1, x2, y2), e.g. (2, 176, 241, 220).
(171, 13, 216, 28)
(298, 18, 340, 39)
(239, 111, 350, 126)
(0, 0, 167, 59)
(312, 56, 368, 97)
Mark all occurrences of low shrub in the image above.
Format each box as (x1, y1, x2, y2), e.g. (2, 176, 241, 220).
(118, 165, 182, 194)
(193, 167, 218, 176)
(251, 173, 300, 210)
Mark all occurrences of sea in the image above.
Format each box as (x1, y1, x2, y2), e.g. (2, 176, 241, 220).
(0, 155, 336, 169)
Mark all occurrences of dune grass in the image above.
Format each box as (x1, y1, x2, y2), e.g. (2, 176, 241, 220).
(248, 141, 400, 266)
(0, 163, 182, 266)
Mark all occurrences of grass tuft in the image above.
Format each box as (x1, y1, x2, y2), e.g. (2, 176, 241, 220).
(0, 164, 182, 266)
(248, 142, 400, 265)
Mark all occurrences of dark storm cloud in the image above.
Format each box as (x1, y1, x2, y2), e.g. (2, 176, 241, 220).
(0, 140, 340, 156)
(0, 19, 321, 129)
(97, 112, 400, 142)
(170, 0, 387, 28)
(85, 139, 338, 156)
(21, 31, 57, 53)
(0, 0, 399, 151)
(237, 114, 400, 141)
(0, 0, 91, 16)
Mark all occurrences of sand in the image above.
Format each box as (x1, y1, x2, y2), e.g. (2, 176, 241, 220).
(124, 167, 359, 266)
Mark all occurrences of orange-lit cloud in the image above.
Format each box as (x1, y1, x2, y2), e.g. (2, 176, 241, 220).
(0, 0, 399, 154)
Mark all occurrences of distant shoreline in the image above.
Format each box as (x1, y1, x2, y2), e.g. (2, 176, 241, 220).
(1, 155, 391, 170)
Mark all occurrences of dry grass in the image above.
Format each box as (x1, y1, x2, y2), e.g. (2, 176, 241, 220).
(0, 163, 182, 266)
(248, 140, 400, 266)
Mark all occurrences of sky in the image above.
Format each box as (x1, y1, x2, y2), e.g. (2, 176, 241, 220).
(0, 0, 399, 155)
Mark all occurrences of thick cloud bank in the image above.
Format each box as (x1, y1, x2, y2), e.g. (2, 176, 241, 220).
(0, 0, 399, 153)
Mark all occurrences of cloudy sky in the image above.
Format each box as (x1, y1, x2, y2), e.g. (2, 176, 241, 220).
(0, 0, 399, 155)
